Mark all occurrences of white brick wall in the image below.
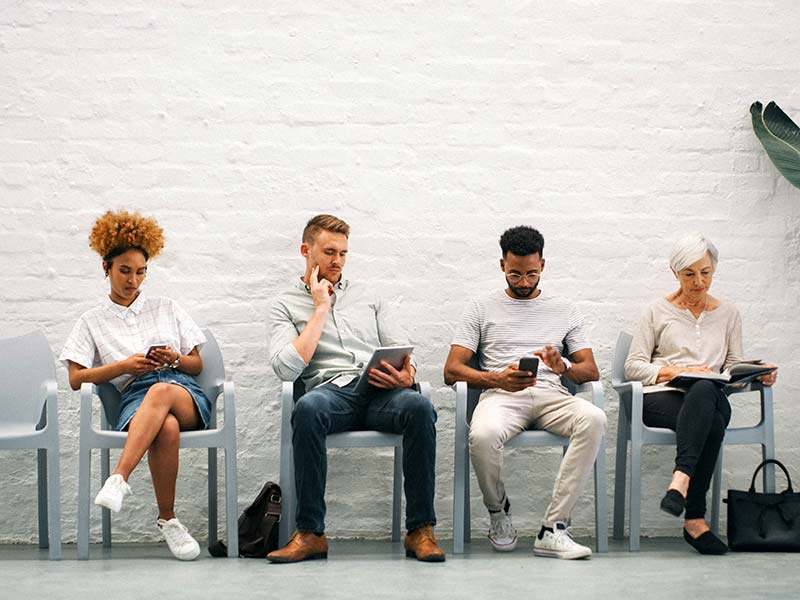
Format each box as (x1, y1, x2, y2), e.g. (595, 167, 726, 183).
(1, 1, 799, 543)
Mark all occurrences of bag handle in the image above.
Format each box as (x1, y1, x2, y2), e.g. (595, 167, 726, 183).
(749, 459, 793, 493)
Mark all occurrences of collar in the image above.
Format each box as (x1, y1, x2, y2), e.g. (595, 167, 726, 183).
(104, 291, 146, 318)
(293, 277, 349, 294)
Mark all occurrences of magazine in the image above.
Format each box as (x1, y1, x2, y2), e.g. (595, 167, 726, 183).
(666, 361, 776, 389)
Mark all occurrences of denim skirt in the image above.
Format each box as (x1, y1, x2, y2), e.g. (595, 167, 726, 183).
(117, 370, 212, 431)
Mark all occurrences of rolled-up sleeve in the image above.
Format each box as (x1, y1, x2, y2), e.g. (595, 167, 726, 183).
(268, 299, 308, 382)
(624, 307, 662, 385)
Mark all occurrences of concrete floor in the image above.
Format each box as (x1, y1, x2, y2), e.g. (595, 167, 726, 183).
(0, 537, 795, 600)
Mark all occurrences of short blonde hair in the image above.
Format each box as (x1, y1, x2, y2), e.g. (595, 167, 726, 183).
(669, 232, 718, 272)
(302, 214, 350, 244)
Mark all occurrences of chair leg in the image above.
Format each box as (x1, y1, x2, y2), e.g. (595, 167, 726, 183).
(710, 448, 723, 535)
(594, 438, 608, 553)
(453, 433, 466, 554)
(613, 415, 628, 541)
(78, 445, 91, 560)
(279, 441, 295, 547)
(464, 466, 471, 546)
(37, 448, 49, 550)
(46, 446, 62, 560)
(628, 440, 642, 552)
(224, 445, 238, 558)
(101, 448, 111, 548)
(208, 447, 218, 547)
(392, 444, 402, 543)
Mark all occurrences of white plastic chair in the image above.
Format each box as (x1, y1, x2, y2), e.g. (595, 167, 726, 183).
(612, 331, 776, 551)
(452, 371, 608, 554)
(0, 331, 61, 560)
(77, 329, 238, 559)
(278, 378, 432, 546)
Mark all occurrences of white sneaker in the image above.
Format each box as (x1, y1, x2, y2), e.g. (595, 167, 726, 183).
(158, 518, 201, 561)
(533, 522, 592, 560)
(94, 474, 131, 513)
(488, 508, 518, 552)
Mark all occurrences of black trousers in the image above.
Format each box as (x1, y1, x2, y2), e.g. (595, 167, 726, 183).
(643, 380, 731, 520)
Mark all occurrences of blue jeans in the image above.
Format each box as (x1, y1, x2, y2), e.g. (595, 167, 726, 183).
(291, 380, 437, 534)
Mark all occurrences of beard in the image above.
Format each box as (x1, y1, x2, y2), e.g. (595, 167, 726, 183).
(507, 279, 539, 298)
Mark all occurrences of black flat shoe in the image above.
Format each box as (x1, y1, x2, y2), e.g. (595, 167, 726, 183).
(683, 529, 728, 555)
(659, 489, 686, 517)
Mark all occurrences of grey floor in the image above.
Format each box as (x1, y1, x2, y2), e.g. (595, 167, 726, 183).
(0, 537, 794, 599)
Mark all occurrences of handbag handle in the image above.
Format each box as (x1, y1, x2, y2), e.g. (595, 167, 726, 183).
(749, 458, 794, 493)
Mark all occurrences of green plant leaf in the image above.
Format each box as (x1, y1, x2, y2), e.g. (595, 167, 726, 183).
(751, 101, 800, 190)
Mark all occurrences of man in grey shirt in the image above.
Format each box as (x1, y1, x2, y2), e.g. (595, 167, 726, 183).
(444, 226, 605, 560)
(267, 214, 444, 563)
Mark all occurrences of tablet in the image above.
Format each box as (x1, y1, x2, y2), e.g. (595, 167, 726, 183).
(353, 346, 414, 393)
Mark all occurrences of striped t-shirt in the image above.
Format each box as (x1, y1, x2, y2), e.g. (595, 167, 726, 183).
(451, 289, 591, 388)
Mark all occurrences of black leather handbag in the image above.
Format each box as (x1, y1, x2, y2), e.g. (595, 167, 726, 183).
(208, 481, 282, 558)
(725, 459, 800, 552)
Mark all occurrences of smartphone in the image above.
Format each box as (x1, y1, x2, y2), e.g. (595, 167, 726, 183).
(145, 344, 167, 360)
(518, 357, 539, 377)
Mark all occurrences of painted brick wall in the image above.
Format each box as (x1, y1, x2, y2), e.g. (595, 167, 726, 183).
(1, 1, 799, 543)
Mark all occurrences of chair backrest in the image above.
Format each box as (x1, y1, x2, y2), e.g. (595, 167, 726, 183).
(611, 331, 633, 386)
(97, 328, 226, 427)
(0, 331, 56, 427)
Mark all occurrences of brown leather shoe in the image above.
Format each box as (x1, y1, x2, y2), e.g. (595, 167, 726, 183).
(404, 525, 446, 562)
(267, 530, 328, 563)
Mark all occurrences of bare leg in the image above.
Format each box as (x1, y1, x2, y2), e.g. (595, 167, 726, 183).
(684, 517, 710, 538)
(669, 470, 690, 496)
(114, 383, 200, 480)
(148, 414, 181, 520)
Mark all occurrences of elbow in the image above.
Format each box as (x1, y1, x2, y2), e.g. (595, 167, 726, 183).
(443, 361, 458, 387)
(588, 365, 600, 382)
(68, 376, 81, 391)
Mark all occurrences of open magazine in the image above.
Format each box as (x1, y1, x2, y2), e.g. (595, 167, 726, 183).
(666, 361, 777, 389)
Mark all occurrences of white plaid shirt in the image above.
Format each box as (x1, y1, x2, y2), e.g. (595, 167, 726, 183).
(60, 292, 206, 391)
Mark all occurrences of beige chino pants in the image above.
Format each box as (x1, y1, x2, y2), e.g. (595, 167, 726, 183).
(468, 384, 606, 526)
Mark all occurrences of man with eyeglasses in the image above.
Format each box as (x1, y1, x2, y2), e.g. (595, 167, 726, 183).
(444, 225, 605, 560)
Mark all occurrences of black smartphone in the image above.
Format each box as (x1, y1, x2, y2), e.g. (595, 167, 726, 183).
(145, 344, 167, 360)
(518, 356, 539, 377)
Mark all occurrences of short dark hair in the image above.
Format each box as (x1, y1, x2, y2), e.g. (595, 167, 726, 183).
(302, 214, 350, 244)
(499, 226, 544, 258)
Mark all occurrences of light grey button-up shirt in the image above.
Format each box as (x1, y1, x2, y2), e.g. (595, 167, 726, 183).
(268, 278, 416, 390)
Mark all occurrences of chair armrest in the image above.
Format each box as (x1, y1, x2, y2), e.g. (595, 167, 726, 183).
(281, 381, 295, 415)
(417, 381, 431, 400)
(574, 380, 604, 410)
(612, 380, 643, 396)
(222, 380, 236, 431)
(79, 382, 97, 431)
(454, 381, 468, 429)
(43, 380, 58, 433)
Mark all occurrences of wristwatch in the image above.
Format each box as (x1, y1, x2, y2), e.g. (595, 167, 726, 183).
(560, 357, 573, 375)
(170, 355, 182, 370)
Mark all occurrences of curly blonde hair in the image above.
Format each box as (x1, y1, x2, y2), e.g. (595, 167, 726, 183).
(89, 210, 165, 261)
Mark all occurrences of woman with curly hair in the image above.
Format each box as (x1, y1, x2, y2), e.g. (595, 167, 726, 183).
(60, 210, 210, 561)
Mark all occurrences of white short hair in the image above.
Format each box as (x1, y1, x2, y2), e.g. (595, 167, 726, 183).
(669, 232, 719, 272)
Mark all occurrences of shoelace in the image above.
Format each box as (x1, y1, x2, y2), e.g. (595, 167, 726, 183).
(491, 514, 514, 538)
(553, 525, 576, 547)
(162, 521, 192, 546)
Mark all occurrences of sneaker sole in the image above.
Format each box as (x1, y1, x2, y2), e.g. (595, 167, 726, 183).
(489, 537, 518, 552)
(405, 550, 446, 562)
(93, 495, 121, 513)
(533, 547, 591, 560)
(172, 547, 201, 561)
(267, 552, 328, 564)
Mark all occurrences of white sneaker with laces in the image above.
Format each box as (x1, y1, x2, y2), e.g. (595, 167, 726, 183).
(488, 508, 518, 552)
(533, 521, 592, 559)
(94, 474, 131, 513)
(158, 517, 201, 561)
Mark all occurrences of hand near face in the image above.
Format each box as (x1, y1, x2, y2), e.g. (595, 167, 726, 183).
(310, 265, 334, 310)
(494, 364, 537, 392)
(368, 355, 415, 389)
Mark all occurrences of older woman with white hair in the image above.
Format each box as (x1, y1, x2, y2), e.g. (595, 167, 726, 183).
(625, 233, 777, 555)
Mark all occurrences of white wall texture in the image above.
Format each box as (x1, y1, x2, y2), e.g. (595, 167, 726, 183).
(1, 1, 799, 544)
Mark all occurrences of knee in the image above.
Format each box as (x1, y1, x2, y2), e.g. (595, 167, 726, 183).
(291, 393, 326, 431)
(576, 405, 607, 438)
(469, 420, 504, 453)
(687, 380, 718, 402)
(143, 382, 177, 408)
(401, 391, 437, 426)
(153, 415, 180, 447)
